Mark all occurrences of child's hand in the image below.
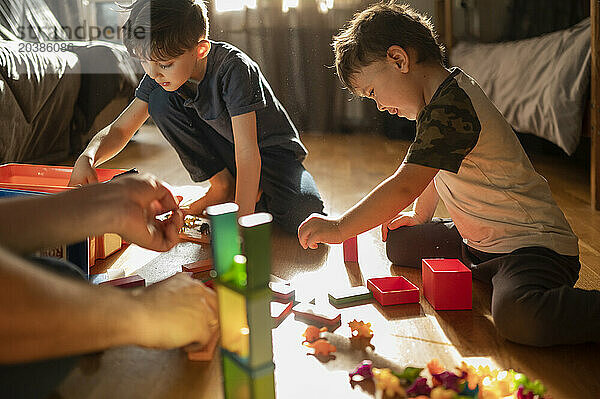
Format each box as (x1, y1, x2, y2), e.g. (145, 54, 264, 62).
(69, 156, 98, 187)
(381, 211, 425, 241)
(298, 214, 342, 249)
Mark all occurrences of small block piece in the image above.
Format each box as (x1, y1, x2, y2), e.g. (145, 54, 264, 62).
(270, 301, 293, 327)
(422, 258, 472, 310)
(182, 258, 214, 273)
(348, 319, 373, 339)
(188, 333, 219, 361)
(291, 303, 341, 327)
(343, 236, 358, 262)
(367, 276, 419, 306)
(269, 282, 295, 302)
(328, 285, 372, 306)
(99, 274, 145, 289)
(95, 233, 123, 259)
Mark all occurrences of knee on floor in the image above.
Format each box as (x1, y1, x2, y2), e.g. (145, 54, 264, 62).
(492, 292, 558, 347)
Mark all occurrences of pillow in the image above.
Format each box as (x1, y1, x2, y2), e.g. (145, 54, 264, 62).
(450, 18, 590, 155)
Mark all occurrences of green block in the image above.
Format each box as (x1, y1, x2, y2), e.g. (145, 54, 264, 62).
(328, 286, 373, 306)
(216, 282, 273, 368)
(239, 213, 272, 290)
(220, 254, 248, 289)
(222, 353, 275, 399)
(206, 203, 241, 277)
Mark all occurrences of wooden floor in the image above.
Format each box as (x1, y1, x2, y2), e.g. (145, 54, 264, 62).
(57, 126, 600, 398)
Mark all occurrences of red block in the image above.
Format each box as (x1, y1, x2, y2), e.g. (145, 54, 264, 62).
(291, 303, 341, 328)
(343, 236, 358, 262)
(182, 259, 213, 273)
(99, 275, 145, 289)
(422, 259, 472, 310)
(367, 276, 419, 306)
(271, 301, 293, 327)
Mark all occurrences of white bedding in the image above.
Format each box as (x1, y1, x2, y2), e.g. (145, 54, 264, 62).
(450, 18, 590, 155)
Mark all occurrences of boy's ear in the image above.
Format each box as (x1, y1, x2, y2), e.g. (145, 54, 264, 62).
(386, 45, 409, 73)
(196, 39, 211, 59)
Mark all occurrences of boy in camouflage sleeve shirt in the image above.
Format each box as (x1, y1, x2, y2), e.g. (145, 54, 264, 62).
(298, 2, 600, 346)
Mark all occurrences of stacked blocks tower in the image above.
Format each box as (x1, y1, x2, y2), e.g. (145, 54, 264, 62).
(206, 203, 275, 399)
(422, 258, 472, 310)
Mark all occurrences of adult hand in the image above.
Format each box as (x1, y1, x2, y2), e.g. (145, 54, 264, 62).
(108, 174, 184, 252)
(133, 273, 219, 349)
(68, 155, 99, 186)
(381, 210, 426, 241)
(298, 214, 343, 250)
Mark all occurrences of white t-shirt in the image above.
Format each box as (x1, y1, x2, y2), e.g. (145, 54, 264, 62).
(405, 68, 579, 256)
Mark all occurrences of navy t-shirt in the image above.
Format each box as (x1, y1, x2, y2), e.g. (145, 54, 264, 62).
(135, 41, 307, 160)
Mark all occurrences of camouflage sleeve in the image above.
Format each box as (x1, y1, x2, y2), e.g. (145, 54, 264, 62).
(405, 82, 481, 173)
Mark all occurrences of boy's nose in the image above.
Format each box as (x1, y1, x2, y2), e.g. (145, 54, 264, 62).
(147, 63, 161, 80)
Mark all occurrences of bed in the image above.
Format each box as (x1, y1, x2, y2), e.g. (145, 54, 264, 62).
(435, 0, 600, 209)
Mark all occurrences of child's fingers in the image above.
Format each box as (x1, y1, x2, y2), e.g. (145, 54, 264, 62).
(381, 223, 389, 242)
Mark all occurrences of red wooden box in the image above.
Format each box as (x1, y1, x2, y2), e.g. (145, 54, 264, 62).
(367, 276, 419, 306)
(422, 259, 472, 310)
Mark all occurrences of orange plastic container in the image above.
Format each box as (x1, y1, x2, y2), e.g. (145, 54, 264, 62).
(0, 163, 126, 193)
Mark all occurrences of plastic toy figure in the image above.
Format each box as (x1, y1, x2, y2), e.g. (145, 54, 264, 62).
(372, 367, 406, 398)
(302, 325, 327, 343)
(304, 339, 336, 356)
(349, 360, 373, 381)
(348, 319, 373, 339)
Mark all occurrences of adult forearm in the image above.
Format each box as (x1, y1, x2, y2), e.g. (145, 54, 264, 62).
(0, 246, 143, 363)
(0, 184, 116, 254)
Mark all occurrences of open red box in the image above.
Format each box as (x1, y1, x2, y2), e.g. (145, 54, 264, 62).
(422, 259, 472, 310)
(367, 276, 419, 306)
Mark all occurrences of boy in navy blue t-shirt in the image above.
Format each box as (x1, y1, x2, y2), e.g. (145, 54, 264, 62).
(70, 0, 323, 232)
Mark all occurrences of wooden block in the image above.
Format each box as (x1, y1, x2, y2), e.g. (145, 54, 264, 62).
(422, 259, 472, 310)
(182, 258, 213, 273)
(269, 282, 295, 302)
(96, 233, 123, 259)
(328, 285, 372, 306)
(271, 301, 293, 327)
(367, 276, 419, 306)
(291, 303, 341, 328)
(343, 236, 358, 262)
(187, 333, 219, 361)
(99, 274, 145, 289)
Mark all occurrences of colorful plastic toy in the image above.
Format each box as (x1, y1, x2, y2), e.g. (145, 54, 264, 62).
(372, 367, 406, 398)
(349, 360, 373, 381)
(348, 319, 373, 339)
(302, 325, 328, 343)
(422, 258, 472, 310)
(304, 339, 336, 356)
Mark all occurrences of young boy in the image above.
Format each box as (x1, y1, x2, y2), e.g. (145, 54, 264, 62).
(298, 2, 600, 346)
(69, 0, 323, 233)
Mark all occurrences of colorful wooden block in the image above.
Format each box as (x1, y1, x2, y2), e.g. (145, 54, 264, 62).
(270, 301, 293, 327)
(99, 274, 145, 289)
(291, 302, 341, 328)
(188, 332, 219, 361)
(206, 203, 241, 277)
(269, 282, 295, 302)
(181, 258, 214, 273)
(238, 213, 273, 290)
(179, 217, 211, 244)
(222, 353, 275, 399)
(343, 236, 358, 262)
(367, 276, 419, 306)
(328, 285, 373, 306)
(422, 258, 472, 310)
(216, 284, 273, 368)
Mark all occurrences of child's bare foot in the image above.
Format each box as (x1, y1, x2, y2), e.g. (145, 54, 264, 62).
(183, 169, 235, 215)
